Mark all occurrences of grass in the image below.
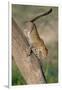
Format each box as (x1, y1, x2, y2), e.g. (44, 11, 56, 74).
(45, 63, 58, 83)
(12, 60, 27, 85)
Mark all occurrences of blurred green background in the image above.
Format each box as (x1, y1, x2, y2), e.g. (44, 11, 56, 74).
(12, 58, 27, 85)
(12, 4, 58, 85)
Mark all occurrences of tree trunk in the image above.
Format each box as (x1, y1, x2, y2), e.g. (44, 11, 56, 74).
(12, 18, 46, 84)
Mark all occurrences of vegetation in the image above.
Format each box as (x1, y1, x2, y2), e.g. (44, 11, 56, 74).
(12, 60, 27, 85)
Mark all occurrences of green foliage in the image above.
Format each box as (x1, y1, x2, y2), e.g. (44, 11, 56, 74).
(45, 63, 58, 83)
(12, 60, 27, 85)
